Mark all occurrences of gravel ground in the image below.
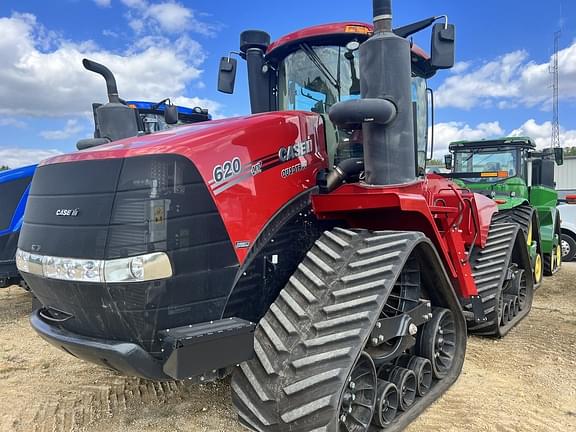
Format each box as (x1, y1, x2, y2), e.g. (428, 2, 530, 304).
(1, 264, 575, 432)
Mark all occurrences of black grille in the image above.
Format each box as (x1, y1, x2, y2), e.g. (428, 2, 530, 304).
(20, 155, 239, 353)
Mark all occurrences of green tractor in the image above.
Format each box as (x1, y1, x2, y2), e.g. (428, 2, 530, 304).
(444, 137, 564, 285)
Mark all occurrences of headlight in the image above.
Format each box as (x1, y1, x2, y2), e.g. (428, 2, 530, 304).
(16, 250, 172, 283)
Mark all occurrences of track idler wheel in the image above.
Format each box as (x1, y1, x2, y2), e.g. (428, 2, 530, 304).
(339, 352, 377, 431)
(372, 380, 399, 428)
(416, 308, 456, 379)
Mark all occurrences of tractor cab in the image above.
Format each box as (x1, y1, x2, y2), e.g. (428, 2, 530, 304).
(446, 137, 564, 205)
(219, 22, 437, 173)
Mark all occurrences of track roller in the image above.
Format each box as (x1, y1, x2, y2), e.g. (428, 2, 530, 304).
(395, 355, 433, 396)
(372, 380, 399, 428)
(386, 367, 416, 411)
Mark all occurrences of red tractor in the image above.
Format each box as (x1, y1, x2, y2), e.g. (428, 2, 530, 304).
(17, 1, 533, 430)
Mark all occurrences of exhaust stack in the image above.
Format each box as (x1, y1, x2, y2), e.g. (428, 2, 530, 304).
(360, 0, 416, 185)
(83, 59, 121, 104)
(77, 58, 139, 148)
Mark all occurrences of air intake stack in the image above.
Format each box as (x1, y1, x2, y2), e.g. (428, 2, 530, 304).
(362, 0, 416, 185)
(329, 0, 416, 186)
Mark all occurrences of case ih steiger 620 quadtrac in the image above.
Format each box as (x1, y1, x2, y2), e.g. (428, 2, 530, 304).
(446, 137, 564, 282)
(0, 59, 209, 289)
(17, 1, 534, 430)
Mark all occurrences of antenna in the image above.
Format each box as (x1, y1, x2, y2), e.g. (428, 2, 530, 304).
(550, 31, 561, 149)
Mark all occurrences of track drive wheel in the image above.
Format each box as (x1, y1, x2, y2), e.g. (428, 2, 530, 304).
(231, 229, 466, 432)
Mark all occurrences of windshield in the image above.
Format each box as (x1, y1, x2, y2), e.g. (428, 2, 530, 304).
(454, 148, 520, 183)
(278, 44, 360, 113)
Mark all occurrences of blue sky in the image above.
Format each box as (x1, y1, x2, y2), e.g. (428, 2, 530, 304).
(0, 0, 575, 167)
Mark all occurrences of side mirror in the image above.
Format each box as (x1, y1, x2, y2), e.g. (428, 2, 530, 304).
(164, 104, 179, 125)
(554, 147, 564, 166)
(218, 57, 237, 94)
(431, 23, 455, 70)
(444, 154, 453, 170)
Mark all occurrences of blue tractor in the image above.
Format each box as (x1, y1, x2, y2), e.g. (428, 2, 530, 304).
(0, 59, 210, 288)
(0, 165, 35, 288)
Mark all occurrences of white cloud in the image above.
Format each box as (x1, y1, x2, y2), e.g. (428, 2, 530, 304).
(102, 29, 119, 38)
(40, 119, 84, 140)
(0, 13, 220, 119)
(450, 61, 471, 74)
(432, 121, 505, 156)
(436, 40, 576, 110)
(94, 0, 112, 7)
(122, 1, 219, 36)
(510, 119, 576, 148)
(148, 3, 193, 33)
(0, 147, 62, 168)
(0, 117, 26, 128)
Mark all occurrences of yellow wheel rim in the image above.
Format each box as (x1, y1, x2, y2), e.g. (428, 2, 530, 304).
(527, 223, 533, 246)
(556, 244, 562, 268)
(534, 254, 542, 284)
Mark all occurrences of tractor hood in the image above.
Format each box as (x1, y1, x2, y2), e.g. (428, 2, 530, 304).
(452, 177, 529, 210)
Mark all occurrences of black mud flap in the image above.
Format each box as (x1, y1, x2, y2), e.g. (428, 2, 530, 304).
(160, 317, 256, 380)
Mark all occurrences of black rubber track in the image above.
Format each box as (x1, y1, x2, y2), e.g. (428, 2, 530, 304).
(467, 223, 534, 337)
(492, 204, 542, 288)
(231, 228, 466, 432)
(491, 204, 533, 236)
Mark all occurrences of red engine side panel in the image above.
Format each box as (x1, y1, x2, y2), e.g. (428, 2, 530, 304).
(42, 112, 328, 264)
(312, 175, 500, 300)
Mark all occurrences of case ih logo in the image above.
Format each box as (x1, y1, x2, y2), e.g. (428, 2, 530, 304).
(55, 208, 80, 217)
(278, 139, 313, 162)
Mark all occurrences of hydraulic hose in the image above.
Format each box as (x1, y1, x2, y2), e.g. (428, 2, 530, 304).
(320, 158, 365, 193)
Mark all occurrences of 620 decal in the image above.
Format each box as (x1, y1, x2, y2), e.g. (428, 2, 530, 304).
(213, 157, 242, 184)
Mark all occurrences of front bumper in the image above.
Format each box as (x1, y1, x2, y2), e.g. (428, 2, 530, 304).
(31, 309, 169, 380)
(31, 309, 256, 381)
